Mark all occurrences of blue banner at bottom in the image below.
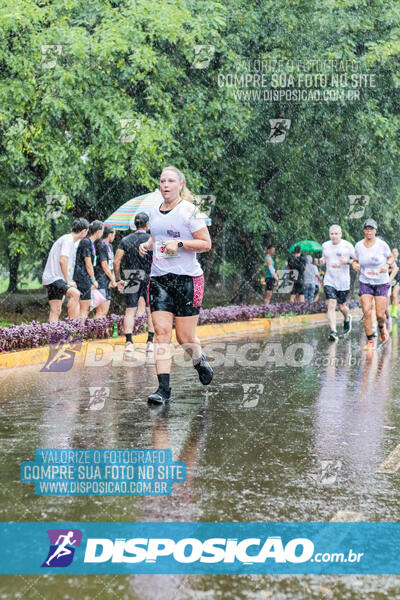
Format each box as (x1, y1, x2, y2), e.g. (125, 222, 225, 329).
(0, 522, 399, 574)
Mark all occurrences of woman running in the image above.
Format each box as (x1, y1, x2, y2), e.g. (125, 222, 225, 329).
(94, 226, 117, 318)
(139, 166, 213, 404)
(352, 219, 394, 350)
(73, 220, 104, 318)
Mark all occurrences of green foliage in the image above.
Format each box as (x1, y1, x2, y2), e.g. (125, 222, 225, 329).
(0, 0, 399, 295)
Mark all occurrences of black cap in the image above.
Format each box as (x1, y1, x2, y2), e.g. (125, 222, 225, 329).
(134, 212, 149, 227)
(363, 218, 377, 229)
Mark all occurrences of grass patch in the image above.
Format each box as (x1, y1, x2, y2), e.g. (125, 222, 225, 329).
(0, 320, 14, 327)
(0, 278, 42, 294)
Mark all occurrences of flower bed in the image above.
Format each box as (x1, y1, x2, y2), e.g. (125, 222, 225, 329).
(0, 300, 360, 353)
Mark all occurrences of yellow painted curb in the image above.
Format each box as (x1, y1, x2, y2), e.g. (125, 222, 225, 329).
(0, 309, 360, 371)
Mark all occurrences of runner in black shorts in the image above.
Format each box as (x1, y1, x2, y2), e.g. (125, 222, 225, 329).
(42, 218, 89, 322)
(139, 165, 213, 404)
(321, 225, 355, 341)
(94, 226, 117, 318)
(113, 212, 154, 353)
(73, 220, 104, 318)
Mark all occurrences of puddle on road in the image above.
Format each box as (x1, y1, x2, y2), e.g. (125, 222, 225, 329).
(1, 321, 400, 598)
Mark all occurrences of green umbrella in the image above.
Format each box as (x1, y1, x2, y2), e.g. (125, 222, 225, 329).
(288, 240, 322, 253)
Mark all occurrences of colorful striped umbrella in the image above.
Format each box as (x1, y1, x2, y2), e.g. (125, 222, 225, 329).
(104, 189, 212, 230)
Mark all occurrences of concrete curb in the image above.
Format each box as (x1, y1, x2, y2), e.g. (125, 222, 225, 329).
(0, 309, 361, 371)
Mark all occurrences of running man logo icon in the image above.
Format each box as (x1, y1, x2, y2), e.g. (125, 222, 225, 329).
(318, 460, 342, 485)
(88, 387, 110, 411)
(275, 269, 299, 294)
(41, 529, 82, 568)
(119, 118, 141, 143)
(202, 389, 215, 405)
(240, 384, 264, 408)
(267, 119, 291, 143)
(41, 44, 62, 69)
(122, 269, 147, 294)
(191, 194, 216, 221)
(348, 195, 370, 219)
(41, 340, 82, 373)
(45, 194, 68, 220)
(192, 45, 215, 69)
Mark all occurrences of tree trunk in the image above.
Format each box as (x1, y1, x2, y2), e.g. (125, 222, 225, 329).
(7, 253, 20, 293)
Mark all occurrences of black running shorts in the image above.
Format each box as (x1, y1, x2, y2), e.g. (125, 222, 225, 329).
(149, 273, 204, 316)
(77, 285, 91, 301)
(324, 285, 349, 305)
(265, 278, 275, 291)
(46, 279, 71, 301)
(125, 281, 148, 308)
(291, 280, 305, 295)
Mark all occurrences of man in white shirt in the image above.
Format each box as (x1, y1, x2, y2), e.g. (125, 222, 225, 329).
(320, 224, 355, 341)
(42, 218, 89, 322)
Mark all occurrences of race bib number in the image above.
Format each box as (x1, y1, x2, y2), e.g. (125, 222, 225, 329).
(155, 241, 181, 260)
(330, 262, 342, 269)
(364, 268, 380, 279)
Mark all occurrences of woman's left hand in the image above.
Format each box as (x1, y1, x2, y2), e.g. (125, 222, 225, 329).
(380, 264, 389, 273)
(163, 240, 178, 255)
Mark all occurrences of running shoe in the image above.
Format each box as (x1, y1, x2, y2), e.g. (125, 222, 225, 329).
(379, 327, 389, 343)
(363, 339, 375, 351)
(328, 331, 338, 341)
(193, 353, 213, 385)
(124, 341, 134, 353)
(147, 387, 171, 405)
(343, 314, 352, 335)
(146, 341, 154, 352)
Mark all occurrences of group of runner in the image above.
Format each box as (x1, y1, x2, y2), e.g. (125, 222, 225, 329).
(42, 219, 117, 321)
(264, 220, 400, 349)
(42, 165, 214, 403)
(311, 219, 399, 349)
(43, 163, 399, 410)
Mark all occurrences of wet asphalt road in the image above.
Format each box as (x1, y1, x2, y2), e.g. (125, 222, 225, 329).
(1, 319, 400, 599)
